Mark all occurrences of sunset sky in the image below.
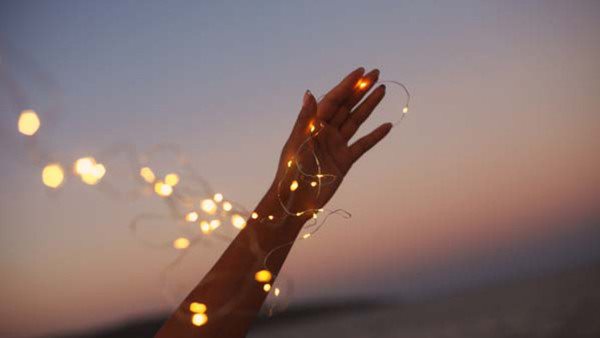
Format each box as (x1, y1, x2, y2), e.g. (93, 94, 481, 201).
(1, 1, 599, 337)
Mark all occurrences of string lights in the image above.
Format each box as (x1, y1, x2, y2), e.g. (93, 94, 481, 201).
(7, 53, 411, 330)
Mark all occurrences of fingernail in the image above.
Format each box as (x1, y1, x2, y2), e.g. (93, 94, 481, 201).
(303, 90, 311, 106)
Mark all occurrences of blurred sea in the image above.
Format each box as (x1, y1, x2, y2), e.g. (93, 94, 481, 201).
(50, 261, 600, 338)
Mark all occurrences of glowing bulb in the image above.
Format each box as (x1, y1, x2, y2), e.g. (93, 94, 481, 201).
(255, 269, 272, 283)
(213, 193, 223, 202)
(268, 215, 274, 220)
(173, 237, 190, 249)
(310, 181, 317, 187)
(190, 302, 207, 314)
(42, 163, 65, 188)
(93, 163, 106, 178)
(154, 181, 173, 197)
(231, 214, 246, 229)
(209, 219, 221, 230)
(274, 288, 280, 296)
(74, 157, 95, 175)
(200, 221, 211, 234)
(18, 110, 41, 136)
(191, 313, 208, 327)
(312, 213, 318, 219)
(316, 174, 324, 178)
(80, 173, 99, 185)
(140, 167, 156, 183)
(185, 212, 199, 222)
(74, 157, 106, 185)
(290, 180, 299, 191)
(287, 160, 293, 168)
(302, 233, 311, 239)
(357, 79, 368, 90)
(164, 173, 179, 186)
(263, 284, 271, 292)
(189, 302, 207, 314)
(251, 212, 258, 219)
(222, 201, 233, 211)
(200, 199, 217, 214)
(403, 106, 409, 113)
(296, 212, 304, 216)
(309, 123, 316, 133)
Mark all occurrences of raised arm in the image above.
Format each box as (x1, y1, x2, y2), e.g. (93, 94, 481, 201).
(155, 67, 391, 338)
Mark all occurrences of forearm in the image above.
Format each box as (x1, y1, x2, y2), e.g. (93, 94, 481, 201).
(155, 184, 309, 338)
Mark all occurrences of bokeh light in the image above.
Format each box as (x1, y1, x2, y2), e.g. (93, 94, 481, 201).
(200, 199, 217, 214)
(255, 269, 272, 283)
(154, 181, 173, 197)
(139, 167, 156, 183)
(173, 237, 190, 250)
(191, 313, 208, 327)
(231, 214, 246, 229)
(164, 173, 179, 186)
(42, 163, 65, 188)
(17, 109, 41, 136)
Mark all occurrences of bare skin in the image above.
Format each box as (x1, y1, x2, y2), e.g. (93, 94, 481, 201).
(155, 67, 391, 338)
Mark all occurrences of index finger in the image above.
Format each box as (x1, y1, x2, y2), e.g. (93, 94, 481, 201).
(318, 67, 365, 121)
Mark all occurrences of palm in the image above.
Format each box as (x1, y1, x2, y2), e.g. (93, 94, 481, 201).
(274, 68, 392, 212)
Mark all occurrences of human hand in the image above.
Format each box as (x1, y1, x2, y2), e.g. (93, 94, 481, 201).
(272, 67, 392, 216)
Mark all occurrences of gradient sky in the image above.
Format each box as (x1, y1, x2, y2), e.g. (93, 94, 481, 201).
(1, 1, 599, 337)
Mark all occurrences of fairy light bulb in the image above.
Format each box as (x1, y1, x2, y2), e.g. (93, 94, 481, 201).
(42, 163, 65, 188)
(222, 201, 233, 211)
(263, 284, 271, 292)
(209, 219, 221, 230)
(268, 215, 274, 220)
(289, 180, 299, 191)
(185, 212, 199, 222)
(154, 181, 173, 197)
(356, 79, 368, 90)
(302, 233, 311, 239)
(74, 157, 106, 185)
(191, 313, 208, 327)
(200, 221, 211, 234)
(74, 157, 95, 175)
(231, 214, 246, 229)
(200, 199, 217, 214)
(309, 123, 316, 133)
(213, 193, 223, 202)
(403, 106, 409, 113)
(18, 109, 41, 136)
(310, 181, 317, 187)
(251, 212, 258, 219)
(274, 288, 280, 297)
(255, 269, 272, 283)
(173, 237, 190, 249)
(287, 160, 293, 168)
(164, 173, 179, 186)
(189, 302, 207, 314)
(140, 167, 156, 183)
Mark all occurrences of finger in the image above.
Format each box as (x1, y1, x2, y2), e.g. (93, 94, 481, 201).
(349, 122, 393, 163)
(330, 69, 380, 128)
(317, 67, 365, 121)
(294, 90, 317, 133)
(340, 84, 386, 141)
